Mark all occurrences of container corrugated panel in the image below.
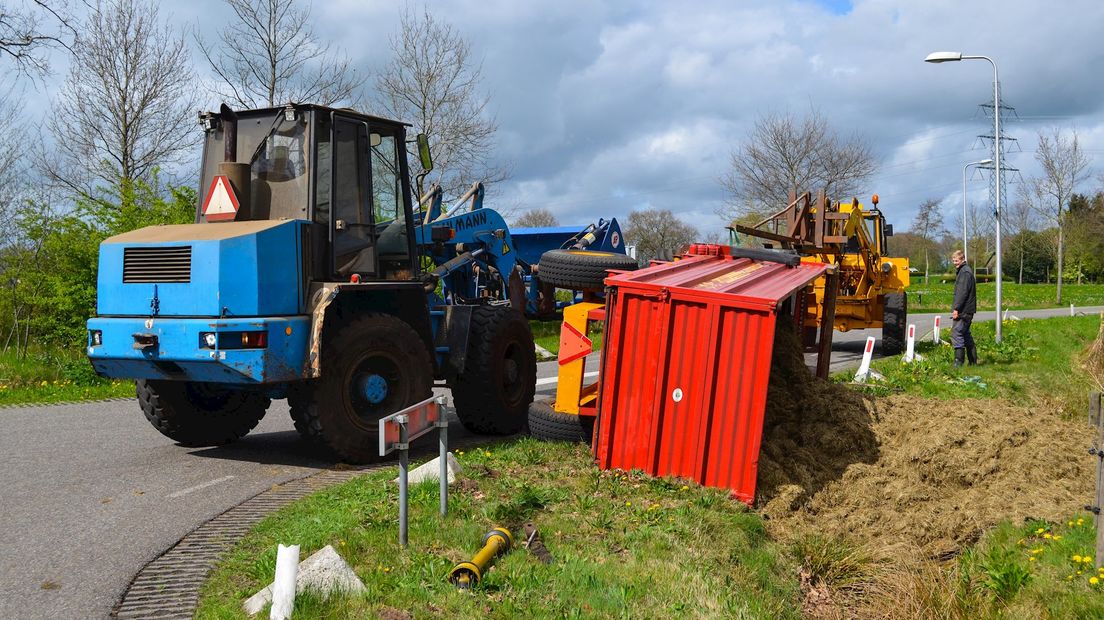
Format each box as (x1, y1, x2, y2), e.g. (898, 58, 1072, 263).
(593, 247, 829, 503)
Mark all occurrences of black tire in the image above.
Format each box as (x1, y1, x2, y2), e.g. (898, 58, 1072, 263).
(137, 379, 270, 447)
(449, 305, 537, 435)
(538, 249, 638, 291)
(528, 400, 593, 442)
(882, 292, 907, 355)
(298, 314, 433, 463)
(286, 384, 319, 442)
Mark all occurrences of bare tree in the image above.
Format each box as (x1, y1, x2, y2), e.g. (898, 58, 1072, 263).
(375, 7, 507, 200)
(45, 0, 198, 200)
(910, 198, 945, 283)
(720, 108, 877, 220)
(623, 209, 698, 264)
(0, 0, 75, 78)
(1028, 128, 1092, 303)
(513, 208, 558, 228)
(197, 0, 364, 108)
(1004, 197, 1037, 284)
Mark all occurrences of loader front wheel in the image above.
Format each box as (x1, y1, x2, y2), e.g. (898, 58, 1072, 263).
(137, 379, 270, 447)
(449, 305, 536, 435)
(882, 292, 907, 356)
(538, 249, 638, 291)
(304, 314, 433, 464)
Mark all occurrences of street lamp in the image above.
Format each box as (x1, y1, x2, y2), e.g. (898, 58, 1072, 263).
(962, 158, 993, 262)
(926, 51, 1004, 343)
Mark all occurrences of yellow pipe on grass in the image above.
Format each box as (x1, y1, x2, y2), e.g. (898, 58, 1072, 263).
(448, 527, 513, 589)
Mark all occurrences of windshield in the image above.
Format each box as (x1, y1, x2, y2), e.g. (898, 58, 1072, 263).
(197, 110, 311, 222)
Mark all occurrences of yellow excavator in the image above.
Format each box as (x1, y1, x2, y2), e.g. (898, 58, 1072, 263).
(731, 191, 910, 354)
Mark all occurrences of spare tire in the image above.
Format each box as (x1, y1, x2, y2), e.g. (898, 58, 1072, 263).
(528, 400, 593, 443)
(538, 249, 638, 291)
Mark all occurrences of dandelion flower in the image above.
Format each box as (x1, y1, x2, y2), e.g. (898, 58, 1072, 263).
(1044, 533, 1053, 539)
(625, 501, 632, 507)
(1036, 527, 1046, 534)
(1085, 557, 1095, 564)
(1029, 557, 1037, 562)
(1075, 555, 1084, 562)
(1054, 535, 1063, 540)
(679, 485, 689, 492)
(1093, 577, 1100, 586)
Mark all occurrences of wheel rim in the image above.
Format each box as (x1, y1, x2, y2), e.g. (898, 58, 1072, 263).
(500, 340, 526, 406)
(344, 352, 405, 428)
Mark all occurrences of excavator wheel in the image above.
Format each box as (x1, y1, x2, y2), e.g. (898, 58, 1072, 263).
(538, 249, 638, 291)
(137, 379, 270, 447)
(449, 305, 536, 435)
(882, 292, 907, 356)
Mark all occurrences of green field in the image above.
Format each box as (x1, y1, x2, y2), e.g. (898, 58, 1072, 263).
(907, 281, 1104, 314)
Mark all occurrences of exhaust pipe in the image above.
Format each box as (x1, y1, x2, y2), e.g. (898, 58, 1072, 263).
(212, 103, 251, 221)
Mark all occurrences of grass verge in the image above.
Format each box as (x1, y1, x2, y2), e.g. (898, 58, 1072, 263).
(908, 282, 1104, 314)
(0, 348, 132, 405)
(836, 315, 1098, 417)
(195, 440, 801, 619)
(529, 318, 603, 356)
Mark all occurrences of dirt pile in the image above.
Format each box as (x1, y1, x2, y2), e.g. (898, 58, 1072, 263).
(757, 325, 1094, 555)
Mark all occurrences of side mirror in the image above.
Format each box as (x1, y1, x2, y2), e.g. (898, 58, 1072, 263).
(884, 224, 894, 237)
(416, 133, 433, 172)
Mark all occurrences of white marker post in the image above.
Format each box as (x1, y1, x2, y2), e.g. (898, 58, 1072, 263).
(854, 336, 877, 383)
(904, 324, 917, 363)
(933, 316, 942, 344)
(1072, 303, 1076, 317)
(270, 544, 300, 620)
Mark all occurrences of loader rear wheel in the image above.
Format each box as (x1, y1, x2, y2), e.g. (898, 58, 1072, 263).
(538, 249, 638, 291)
(528, 400, 593, 443)
(882, 292, 907, 356)
(301, 314, 433, 464)
(449, 305, 536, 435)
(137, 379, 270, 447)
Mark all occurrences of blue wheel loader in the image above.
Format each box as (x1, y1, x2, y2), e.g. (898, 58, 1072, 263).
(86, 103, 539, 463)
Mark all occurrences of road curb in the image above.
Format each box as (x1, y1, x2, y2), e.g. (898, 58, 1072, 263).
(111, 466, 378, 619)
(111, 433, 504, 619)
(0, 396, 134, 410)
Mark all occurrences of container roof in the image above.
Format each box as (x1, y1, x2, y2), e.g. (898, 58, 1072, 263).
(605, 248, 829, 310)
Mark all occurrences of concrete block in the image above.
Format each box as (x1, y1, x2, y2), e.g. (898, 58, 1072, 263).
(243, 545, 366, 616)
(393, 452, 462, 485)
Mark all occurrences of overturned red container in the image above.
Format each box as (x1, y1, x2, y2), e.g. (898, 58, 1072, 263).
(593, 244, 829, 503)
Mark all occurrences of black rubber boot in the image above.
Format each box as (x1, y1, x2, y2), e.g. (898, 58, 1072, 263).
(966, 345, 978, 365)
(954, 348, 965, 367)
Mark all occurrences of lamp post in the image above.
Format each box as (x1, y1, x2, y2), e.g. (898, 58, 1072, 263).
(961, 158, 993, 263)
(926, 51, 1004, 343)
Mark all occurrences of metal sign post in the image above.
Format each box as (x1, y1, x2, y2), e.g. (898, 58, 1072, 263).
(379, 396, 450, 548)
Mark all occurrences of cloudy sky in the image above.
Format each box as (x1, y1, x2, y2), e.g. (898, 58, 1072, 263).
(20, 0, 1104, 236)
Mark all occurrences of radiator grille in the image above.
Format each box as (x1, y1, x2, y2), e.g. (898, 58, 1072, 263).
(123, 246, 192, 283)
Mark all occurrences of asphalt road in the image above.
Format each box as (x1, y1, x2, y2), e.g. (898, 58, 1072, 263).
(1, 306, 1096, 618)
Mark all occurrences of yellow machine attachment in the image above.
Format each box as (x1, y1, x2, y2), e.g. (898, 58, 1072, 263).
(732, 191, 910, 354)
(448, 527, 513, 589)
(554, 301, 604, 417)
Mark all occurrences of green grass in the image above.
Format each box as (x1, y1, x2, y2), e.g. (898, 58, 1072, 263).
(529, 318, 604, 356)
(950, 514, 1104, 618)
(908, 282, 1104, 313)
(837, 315, 1098, 417)
(0, 348, 133, 405)
(195, 440, 802, 619)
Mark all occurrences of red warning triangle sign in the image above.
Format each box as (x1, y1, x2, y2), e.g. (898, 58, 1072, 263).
(558, 321, 593, 366)
(201, 175, 240, 222)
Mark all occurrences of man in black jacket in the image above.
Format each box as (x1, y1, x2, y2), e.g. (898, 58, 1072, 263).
(951, 250, 977, 366)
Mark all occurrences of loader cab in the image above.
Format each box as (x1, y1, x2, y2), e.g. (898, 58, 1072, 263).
(197, 104, 419, 283)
